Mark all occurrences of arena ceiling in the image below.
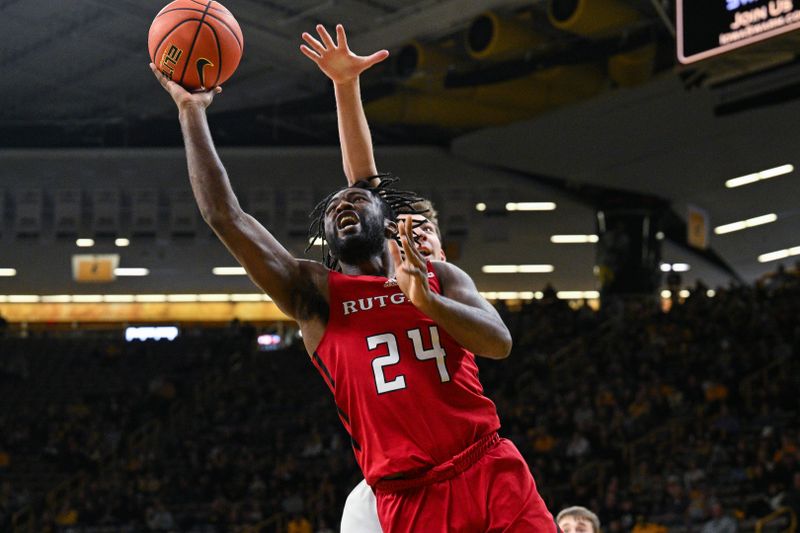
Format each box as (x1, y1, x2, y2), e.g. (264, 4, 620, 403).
(0, 0, 799, 297)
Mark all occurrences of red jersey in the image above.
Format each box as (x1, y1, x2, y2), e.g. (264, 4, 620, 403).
(312, 264, 501, 486)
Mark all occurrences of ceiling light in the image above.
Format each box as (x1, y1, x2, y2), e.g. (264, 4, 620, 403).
(550, 235, 599, 244)
(114, 268, 149, 277)
(76, 238, 95, 247)
(482, 264, 554, 273)
(0, 268, 16, 277)
(167, 294, 199, 303)
(115, 238, 130, 247)
(8, 295, 40, 303)
(661, 290, 672, 298)
(198, 294, 230, 302)
(308, 237, 323, 246)
(714, 213, 777, 235)
(41, 295, 72, 303)
(706, 290, 716, 297)
(725, 164, 793, 188)
(661, 263, 690, 272)
(679, 289, 691, 298)
(505, 202, 556, 211)
(230, 294, 264, 302)
(72, 295, 104, 303)
(475, 202, 487, 212)
(104, 295, 135, 303)
(135, 294, 167, 303)
(556, 291, 600, 300)
(758, 245, 800, 263)
(212, 266, 247, 276)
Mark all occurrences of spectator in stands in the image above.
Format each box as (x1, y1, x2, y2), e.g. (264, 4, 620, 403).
(557, 506, 601, 533)
(701, 499, 738, 533)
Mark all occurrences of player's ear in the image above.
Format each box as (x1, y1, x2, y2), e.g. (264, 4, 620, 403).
(385, 219, 398, 239)
(439, 249, 447, 261)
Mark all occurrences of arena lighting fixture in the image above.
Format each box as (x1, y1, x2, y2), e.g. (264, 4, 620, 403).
(714, 213, 778, 235)
(115, 238, 130, 247)
(725, 164, 793, 188)
(167, 294, 200, 303)
(475, 202, 487, 212)
(41, 295, 72, 303)
(679, 290, 691, 298)
(0, 268, 16, 277)
(550, 235, 599, 244)
(661, 290, 672, 298)
(134, 294, 168, 303)
(72, 295, 104, 303)
(308, 237, 324, 246)
(660, 263, 691, 272)
(114, 268, 149, 277)
(125, 326, 179, 342)
(7, 295, 40, 303)
(706, 290, 716, 298)
(556, 291, 600, 300)
(198, 294, 230, 302)
(479, 291, 538, 300)
(76, 238, 95, 247)
(103, 295, 135, 303)
(230, 293, 265, 302)
(481, 264, 554, 273)
(212, 266, 247, 276)
(505, 202, 557, 211)
(758, 245, 800, 263)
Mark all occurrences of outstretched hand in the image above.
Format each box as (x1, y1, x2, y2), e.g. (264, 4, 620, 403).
(389, 218, 435, 311)
(300, 24, 389, 85)
(150, 63, 221, 111)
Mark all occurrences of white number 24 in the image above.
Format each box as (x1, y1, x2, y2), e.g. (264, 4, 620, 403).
(368, 326, 450, 394)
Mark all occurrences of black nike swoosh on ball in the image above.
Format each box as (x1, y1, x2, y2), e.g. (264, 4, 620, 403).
(196, 58, 213, 88)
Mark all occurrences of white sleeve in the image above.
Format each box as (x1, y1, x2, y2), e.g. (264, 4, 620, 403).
(341, 479, 383, 532)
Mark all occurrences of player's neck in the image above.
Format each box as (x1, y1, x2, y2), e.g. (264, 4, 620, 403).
(339, 249, 394, 278)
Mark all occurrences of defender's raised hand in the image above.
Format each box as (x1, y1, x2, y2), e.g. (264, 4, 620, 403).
(300, 24, 389, 85)
(389, 218, 435, 311)
(150, 63, 221, 111)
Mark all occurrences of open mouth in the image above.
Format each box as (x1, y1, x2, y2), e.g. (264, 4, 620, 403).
(336, 211, 359, 230)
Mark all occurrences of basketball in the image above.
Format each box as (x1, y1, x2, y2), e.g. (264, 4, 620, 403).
(148, 0, 243, 91)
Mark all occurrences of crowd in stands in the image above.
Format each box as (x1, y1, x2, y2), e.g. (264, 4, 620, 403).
(0, 263, 798, 531)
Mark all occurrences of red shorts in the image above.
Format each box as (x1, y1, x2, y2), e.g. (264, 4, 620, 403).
(374, 435, 556, 532)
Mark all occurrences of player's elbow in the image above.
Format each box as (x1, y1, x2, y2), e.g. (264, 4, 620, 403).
(200, 204, 241, 229)
(486, 330, 513, 359)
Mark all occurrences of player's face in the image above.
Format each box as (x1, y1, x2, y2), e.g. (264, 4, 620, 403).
(324, 188, 388, 264)
(398, 214, 445, 261)
(558, 517, 595, 533)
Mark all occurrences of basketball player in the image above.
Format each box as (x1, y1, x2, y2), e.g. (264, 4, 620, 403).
(151, 49, 555, 531)
(301, 24, 444, 532)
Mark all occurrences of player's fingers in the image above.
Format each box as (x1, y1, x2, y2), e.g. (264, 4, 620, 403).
(302, 32, 326, 55)
(336, 24, 348, 49)
(317, 24, 336, 49)
(149, 63, 169, 89)
(400, 234, 420, 268)
(299, 44, 321, 62)
(364, 50, 390, 67)
(389, 239, 403, 269)
(402, 220, 423, 261)
(215, 86, 222, 94)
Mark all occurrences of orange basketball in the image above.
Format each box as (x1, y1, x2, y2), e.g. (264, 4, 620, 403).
(148, 0, 243, 91)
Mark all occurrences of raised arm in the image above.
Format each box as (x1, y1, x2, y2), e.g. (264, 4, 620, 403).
(150, 64, 328, 325)
(389, 220, 512, 359)
(300, 24, 388, 186)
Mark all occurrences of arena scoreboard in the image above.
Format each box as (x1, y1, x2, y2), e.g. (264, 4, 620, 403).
(677, 0, 800, 64)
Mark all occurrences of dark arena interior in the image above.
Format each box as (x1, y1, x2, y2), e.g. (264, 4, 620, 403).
(1, 0, 800, 532)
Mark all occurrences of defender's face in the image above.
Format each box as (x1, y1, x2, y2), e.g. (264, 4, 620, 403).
(398, 214, 444, 261)
(558, 517, 595, 533)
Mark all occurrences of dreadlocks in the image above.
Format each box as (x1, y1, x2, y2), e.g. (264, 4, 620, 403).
(306, 173, 429, 269)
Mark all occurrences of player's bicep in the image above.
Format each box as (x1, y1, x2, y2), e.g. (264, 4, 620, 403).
(210, 211, 325, 319)
(433, 262, 502, 318)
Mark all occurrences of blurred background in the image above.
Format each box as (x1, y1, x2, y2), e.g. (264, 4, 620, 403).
(0, 0, 799, 531)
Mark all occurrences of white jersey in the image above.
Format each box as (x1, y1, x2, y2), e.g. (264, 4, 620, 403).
(341, 479, 383, 532)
